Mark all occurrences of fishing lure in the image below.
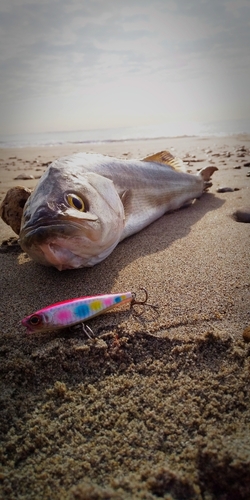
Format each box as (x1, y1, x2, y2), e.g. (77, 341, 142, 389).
(21, 290, 150, 334)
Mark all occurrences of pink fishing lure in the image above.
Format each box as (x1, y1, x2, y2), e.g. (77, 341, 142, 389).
(22, 292, 133, 333)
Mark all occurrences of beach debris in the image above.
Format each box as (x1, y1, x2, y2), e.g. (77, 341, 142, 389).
(0, 236, 21, 253)
(13, 150, 217, 270)
(41, 161, 52, 167)
(232, 207, 250, 223)
(216, 187, 235, 193)
(21, 288, 155, 334)
(0, 186, 32, 234)
(183, 156, 205, 163)
(243, 326, 250, 342)
(14, 174, 34, 180)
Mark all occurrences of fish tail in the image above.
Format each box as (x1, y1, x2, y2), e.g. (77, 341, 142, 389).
(198, 166, 218, 191)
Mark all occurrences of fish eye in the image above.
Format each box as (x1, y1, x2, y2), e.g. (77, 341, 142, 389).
(28, 314, 42, 326)
(66, 193, 85, 212)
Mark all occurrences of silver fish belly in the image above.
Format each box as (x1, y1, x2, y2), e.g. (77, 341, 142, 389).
(18, 151, 217, 270)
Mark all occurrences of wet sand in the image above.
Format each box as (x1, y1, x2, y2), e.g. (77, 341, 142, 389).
(0, 135, 250, 499)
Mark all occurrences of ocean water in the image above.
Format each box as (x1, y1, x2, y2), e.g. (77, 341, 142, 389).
(0, 118, 250, 148)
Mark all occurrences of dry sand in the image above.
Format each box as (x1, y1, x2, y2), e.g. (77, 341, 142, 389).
(0, 136, 250, 499)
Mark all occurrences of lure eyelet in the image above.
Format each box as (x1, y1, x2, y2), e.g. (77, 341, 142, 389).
(66, 193, 85, 212)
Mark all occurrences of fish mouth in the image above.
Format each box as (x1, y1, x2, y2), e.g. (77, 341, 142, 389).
(19, 232, 87, 270)
(19, 220, 88, 246)
(19, 219, 100, 270)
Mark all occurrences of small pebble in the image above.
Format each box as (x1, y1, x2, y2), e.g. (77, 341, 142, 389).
(246, 171, 250, 177)
(233, 206, 250, 223)
(216, 187, 234, 193)
(233, 165, 241, 169)
(14, 174, 34, 180)
(243, 162, 250, 167)
(41, 161, 52, 167)
(243, 326, 250, 342)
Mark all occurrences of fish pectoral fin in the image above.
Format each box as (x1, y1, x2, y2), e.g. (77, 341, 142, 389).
(198, 166, 218, 191)
(142, 150, 186, 172)
(120, 190, 132, 218)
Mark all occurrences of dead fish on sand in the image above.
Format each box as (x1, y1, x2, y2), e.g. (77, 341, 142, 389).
(1, 151, 217, 270)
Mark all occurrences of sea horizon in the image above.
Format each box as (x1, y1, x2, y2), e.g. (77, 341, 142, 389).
(1, 118, 250, 148)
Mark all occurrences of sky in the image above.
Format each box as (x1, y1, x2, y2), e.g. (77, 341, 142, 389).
(0, 0, 250, 136)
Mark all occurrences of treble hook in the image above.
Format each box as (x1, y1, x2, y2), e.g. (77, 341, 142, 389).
(130, 287, 159, 317)
(81, 323, 95, 339)
(71, 322, 95, 339)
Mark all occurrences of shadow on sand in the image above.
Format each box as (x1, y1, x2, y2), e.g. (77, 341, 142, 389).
(1, 192, 224, 333)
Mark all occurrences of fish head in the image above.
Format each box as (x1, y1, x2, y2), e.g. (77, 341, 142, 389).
(19, 165, 125, 270)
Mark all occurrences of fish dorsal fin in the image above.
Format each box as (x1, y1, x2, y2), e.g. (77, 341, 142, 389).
(142, 150, 186, 172)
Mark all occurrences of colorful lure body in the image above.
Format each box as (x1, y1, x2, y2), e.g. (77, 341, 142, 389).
(22, 292, 133, 333)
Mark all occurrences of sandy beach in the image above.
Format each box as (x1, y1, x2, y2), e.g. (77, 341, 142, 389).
(0, 135, 250, 499)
